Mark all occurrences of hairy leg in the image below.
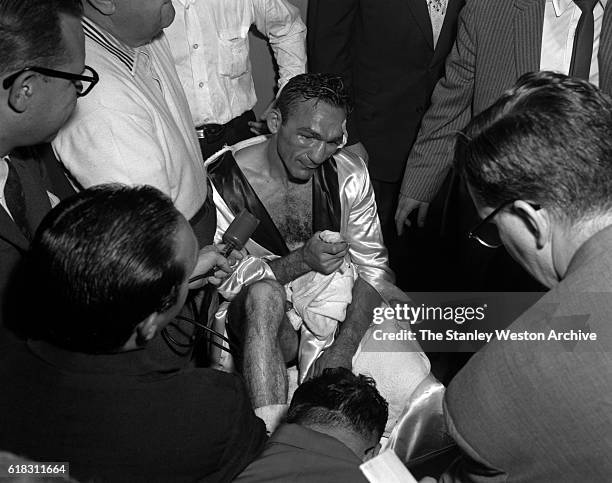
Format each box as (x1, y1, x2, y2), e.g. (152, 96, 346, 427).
(228, 279, 298, 408)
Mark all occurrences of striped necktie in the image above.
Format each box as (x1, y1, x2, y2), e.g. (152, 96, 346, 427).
(4, 158, 31, 240)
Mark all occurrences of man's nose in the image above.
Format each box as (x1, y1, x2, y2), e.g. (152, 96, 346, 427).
(308, 140, 329, 164)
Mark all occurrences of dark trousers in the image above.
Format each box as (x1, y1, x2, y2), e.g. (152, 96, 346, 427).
(197, 110, 257, 161)
(371, 178, 454, 291)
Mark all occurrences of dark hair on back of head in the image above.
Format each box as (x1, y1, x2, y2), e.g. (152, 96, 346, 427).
(0, 0, 83, 76)
(456, 71, 612, 222)
(27, 184, 187, 354)
(287, 367, 388, 440)
(275, 73, 352, 122)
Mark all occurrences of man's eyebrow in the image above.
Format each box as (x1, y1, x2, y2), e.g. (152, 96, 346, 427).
(297, 127, 343, 144)
(297, 128, 321, 139)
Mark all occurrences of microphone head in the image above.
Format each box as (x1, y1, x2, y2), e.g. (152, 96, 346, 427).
(222, 209, 260, 250)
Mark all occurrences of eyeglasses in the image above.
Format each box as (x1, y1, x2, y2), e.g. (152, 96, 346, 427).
(468, 200, 541, 249)
(2, 65, 99, 97)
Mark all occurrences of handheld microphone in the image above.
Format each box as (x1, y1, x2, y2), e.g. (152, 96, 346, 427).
(220, 209, 260, 257)
(189, 209, 260, 283)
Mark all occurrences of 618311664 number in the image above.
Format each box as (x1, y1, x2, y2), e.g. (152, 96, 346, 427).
(1, 463, 70, 478)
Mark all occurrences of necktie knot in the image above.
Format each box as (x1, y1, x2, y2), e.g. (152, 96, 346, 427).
(428, 0, 447, 14)
(575, 0, 598, 13)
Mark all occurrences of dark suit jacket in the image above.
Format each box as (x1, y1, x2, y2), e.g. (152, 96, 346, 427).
(0, 146, 76, 344)
(0, 340, 267, 483)
(442, 226, 612, 481)
(0, 149, 55, 344)
(400, 0, 612, 202)
(307, 0, 464, 183)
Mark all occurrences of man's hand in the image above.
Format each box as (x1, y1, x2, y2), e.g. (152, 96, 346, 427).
(301, 231, 349, 275)
(395, 194, 430, 235)
(247, 119, 269, 136)
(345, 141, 369, 165)
(188, 244, 243, 289)
(248, 101, 274, 136)
(307, 345, 353, 379)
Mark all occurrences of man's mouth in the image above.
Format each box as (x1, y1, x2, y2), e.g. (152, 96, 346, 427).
(299, 159, 318, 170)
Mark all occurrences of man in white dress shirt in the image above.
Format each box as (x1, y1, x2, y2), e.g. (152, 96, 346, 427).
(165, 0, 306, 160)
(51, 0, 238, 367)
(53, 0, 213, 241)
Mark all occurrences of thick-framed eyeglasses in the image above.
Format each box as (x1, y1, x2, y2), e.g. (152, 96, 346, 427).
(468, 200, 541, 249)
(2, 65, 99, 97)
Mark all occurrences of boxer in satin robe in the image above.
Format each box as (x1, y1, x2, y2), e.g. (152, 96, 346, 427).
(206, 74, 428, 426)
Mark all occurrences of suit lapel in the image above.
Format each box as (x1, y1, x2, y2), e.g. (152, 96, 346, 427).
(599, 4, 612, 95)
(513, 0, 545, 77)
(12, 157, 53, 235)
(406, 0, 435, 51)
(0, 208, 29, 252)
(0, 155, 51, 251)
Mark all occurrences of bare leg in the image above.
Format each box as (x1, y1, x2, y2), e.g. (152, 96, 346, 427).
(232, 280, 298, 408)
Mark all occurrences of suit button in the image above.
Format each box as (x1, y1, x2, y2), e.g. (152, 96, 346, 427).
(416, 106, 424, 114)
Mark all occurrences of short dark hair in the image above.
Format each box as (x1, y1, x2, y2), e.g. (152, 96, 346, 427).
(27, 185, 187, 353)
(0, 0, 83, 76)
(287, 368, 388, 440)
(276, 73, 352, 122)
(457, 71, 612, 222)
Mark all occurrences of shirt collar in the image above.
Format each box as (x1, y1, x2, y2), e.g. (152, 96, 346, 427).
(82, 17, 137, 76)
(551, 0, 607, 17)
(270, 424, 363, 464)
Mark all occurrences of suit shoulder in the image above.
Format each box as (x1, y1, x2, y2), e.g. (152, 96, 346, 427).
(190, 367, 246, 391)
(464, 0, 511, 16)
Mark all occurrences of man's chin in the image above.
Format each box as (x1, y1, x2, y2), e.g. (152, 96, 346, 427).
(289, 171, 315, 184)
(40, 131, 60, 144)
(161, 4, 176, 30)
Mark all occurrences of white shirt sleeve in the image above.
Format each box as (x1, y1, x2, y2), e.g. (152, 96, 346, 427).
(252, 0, 307, 90)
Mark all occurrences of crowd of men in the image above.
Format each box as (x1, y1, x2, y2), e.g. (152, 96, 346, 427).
(0, 0, 610, 482)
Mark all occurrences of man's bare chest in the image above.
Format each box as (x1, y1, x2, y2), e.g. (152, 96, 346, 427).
(250, 176, 313, 250)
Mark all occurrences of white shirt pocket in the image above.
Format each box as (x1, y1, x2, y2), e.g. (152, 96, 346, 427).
(217, 27, 250, 79)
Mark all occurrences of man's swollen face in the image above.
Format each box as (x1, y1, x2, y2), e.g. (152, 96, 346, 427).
(274, 99, 346, 182)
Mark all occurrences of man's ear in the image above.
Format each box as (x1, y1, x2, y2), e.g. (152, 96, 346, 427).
(362, 442, 381, 462)
(135, 312, 163, 346)
(7, 72, 37, 114)
(513, 200, 550, 250)
(86, 0, 116, 16)
(267, 108, 282, 134)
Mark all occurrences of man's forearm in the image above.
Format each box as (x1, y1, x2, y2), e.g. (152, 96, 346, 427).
(331, 276, 381, 356)
(266, 248, 310, 285)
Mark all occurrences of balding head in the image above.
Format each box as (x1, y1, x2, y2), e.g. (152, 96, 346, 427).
(83, 0, 175, 47)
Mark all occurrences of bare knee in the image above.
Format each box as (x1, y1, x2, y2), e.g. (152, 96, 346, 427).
(245, 279, 285, 309)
